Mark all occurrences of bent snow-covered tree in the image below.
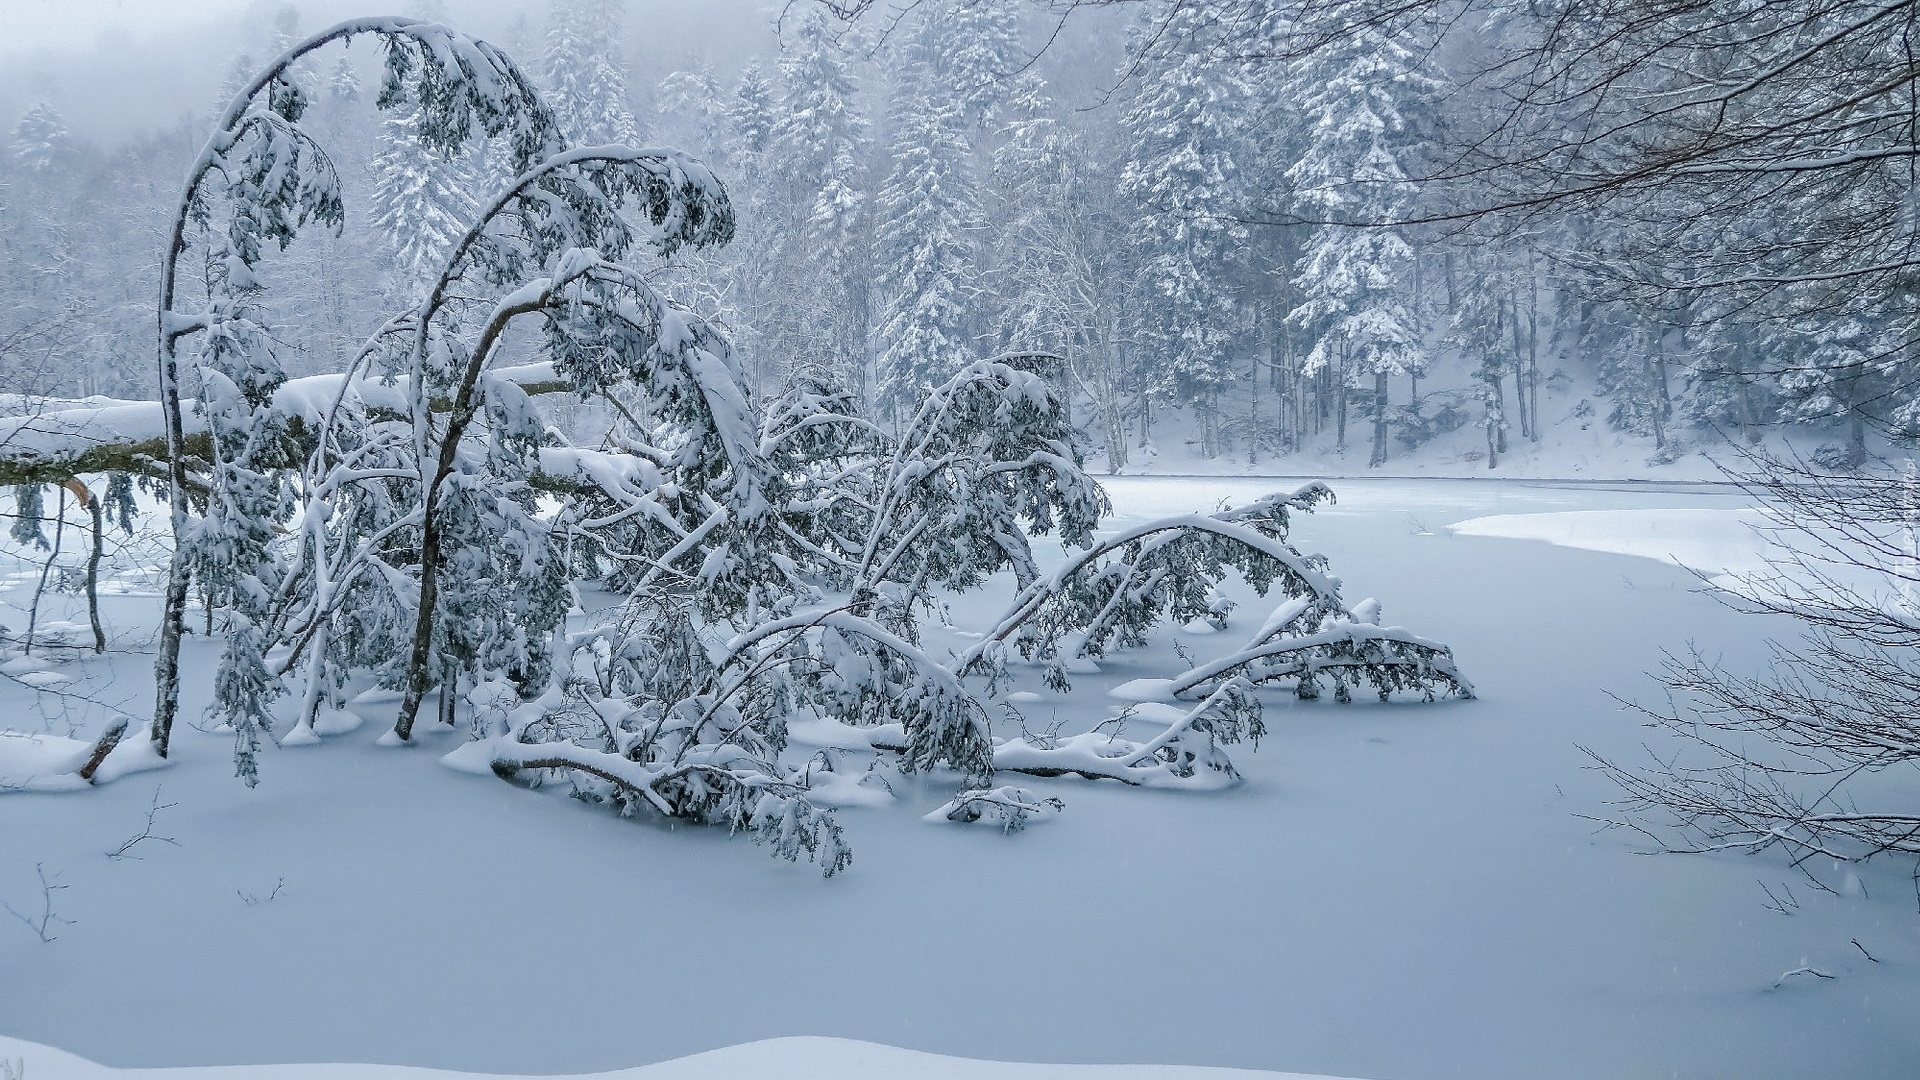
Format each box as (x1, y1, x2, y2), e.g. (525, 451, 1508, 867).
(0, 13, 1472, 875)
(150, 16, 566, 762)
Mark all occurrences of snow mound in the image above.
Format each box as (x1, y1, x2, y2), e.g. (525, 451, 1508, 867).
(1108, 678, 1176, 703)
(312, 706, 365, 736)
(0, 1034, 1359, 1080)
(0, 656, 56, 677)
(1446, 508, 1770, 576)
(0, 722, 167, 790)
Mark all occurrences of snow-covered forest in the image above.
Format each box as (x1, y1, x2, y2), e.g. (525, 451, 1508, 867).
(2, 0, 1907, 474)
(2, 1, 1917, 1078)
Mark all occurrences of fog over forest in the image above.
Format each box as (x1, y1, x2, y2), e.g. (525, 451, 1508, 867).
(7, 0, 1892, 475)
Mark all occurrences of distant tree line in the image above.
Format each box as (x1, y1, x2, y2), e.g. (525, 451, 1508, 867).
(3, 0, 1908, 472)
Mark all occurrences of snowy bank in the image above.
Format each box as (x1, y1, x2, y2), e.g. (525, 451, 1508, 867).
(1445, 507, 1773, 578)
(0, 1036, 1353, 1080)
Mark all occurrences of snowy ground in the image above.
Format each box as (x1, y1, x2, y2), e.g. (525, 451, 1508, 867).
(1097, 372, 1884, 483)
(2, 477, 1915, 1080)
(0, 1035, 1346, 1080)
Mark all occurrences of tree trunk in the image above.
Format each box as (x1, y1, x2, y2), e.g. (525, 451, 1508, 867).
(25, 487, 66, 656)
(1491, 374, 1510, 455)
(1335, 346, 1350, 449)
(1369, 369, 1389, 468)
(1646, 349, 1670, 450)
(84, 485, 105, 654)
(1510, 291, 1533, 442)
(1845, 383, 1868, 470)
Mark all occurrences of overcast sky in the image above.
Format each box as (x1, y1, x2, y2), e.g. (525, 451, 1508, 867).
(0, 0, 775, 143)
(5, 0, 276, 58)
(0, 1, 545, 57)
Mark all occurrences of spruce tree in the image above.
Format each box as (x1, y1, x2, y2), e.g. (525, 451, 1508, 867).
(9, 102, 74, 176)
(369, 1, 481, 290)
(768, 9, 872, 394)
(1284, 21, 1434, 468)
(541, 0, 641, 148)
(874, 12, 983, 422)
(1118, 3, 1251, 458)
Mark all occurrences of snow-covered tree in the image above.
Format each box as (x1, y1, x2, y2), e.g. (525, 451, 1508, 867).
(873, 11, 984, 421)
(989, 97, 1136, 470)
(148, 15, 567, 760)
(1284, 21, 1433, 468)
(367, 1, 482, 289)
(727, 60, 776, 167)
(541, 0, 641, 148)
(766, 8, 872, 394)
(656, 61, 728, 162)
(1117, 2, 1252, 458)
(10, 103, 75, 177)
(369, 105, 481, 289)
(1, 5, 1477, 877)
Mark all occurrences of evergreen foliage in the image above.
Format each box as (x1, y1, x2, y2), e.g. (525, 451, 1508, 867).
(1117, 3, 1251, 458)
(1284, 20, 1433, 468)
(540, 0, 642, 148)
(873, 10, 984, 420)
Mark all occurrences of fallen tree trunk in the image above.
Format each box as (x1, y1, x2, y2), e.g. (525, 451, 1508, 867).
(0, 363, 574, 487)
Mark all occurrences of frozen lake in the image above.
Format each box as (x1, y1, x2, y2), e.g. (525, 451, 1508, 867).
(2, 476, 1913, 1080)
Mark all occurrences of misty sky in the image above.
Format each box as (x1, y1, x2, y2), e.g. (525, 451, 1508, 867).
(4, 1, 257, 58)
(0, 0, 775, 143)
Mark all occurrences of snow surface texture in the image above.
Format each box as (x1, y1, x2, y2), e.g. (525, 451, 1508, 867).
(1446, 504, 1910, 608)
(1447, 507, 1773, 579)
(2, 478, 1915, 1080)
(0, 1035, 1346, 1080)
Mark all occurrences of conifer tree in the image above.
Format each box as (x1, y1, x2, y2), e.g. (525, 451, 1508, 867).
(874, 11, 983, 421)
(541, 0, 641, 148)
(728, 60, 776, 167)
(9, 102, 74, 176)
(768, 9, 872, 394)
(1118, 2, 1251, 458)
(368, 1, 481, 290)
(1283, 21, 1434, 468)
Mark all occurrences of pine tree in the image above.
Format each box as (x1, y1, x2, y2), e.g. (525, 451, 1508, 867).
(366, 1, 483, 291)
(1284, 21, 1434, 468)
(937, 0, 1034, 135)
(369, 105, 481, 290)
(9, 102, 74, 176)
(767, 9, 872, 393)
(542, 0, 641, 148)
(728, 60, 776, 167)
(1118, 3, 1252, 458)
(1445, 242, 1524, 465)
(1775, 307, 1912, 469)
(874, 11, 984, 421)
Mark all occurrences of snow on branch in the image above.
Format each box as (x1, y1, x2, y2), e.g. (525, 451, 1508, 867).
(1167, 609, 1474, 703)
(925, 786, 1064, 831)
(0, 365, 571, 487)
(960, 485, 1346, 679)
(990, 680, 1265, 789)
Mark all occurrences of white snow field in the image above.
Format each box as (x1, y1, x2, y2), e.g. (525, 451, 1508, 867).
(0, 1034, 1347, 1080)
(2, 477, 1915, 1080)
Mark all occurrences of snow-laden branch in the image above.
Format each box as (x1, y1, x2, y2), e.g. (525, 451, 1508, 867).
(1167, 615, 1474, 702)
(0, 364, 570, 486)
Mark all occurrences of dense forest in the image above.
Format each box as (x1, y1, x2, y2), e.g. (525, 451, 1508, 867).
(1, 0, 1900, 476)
